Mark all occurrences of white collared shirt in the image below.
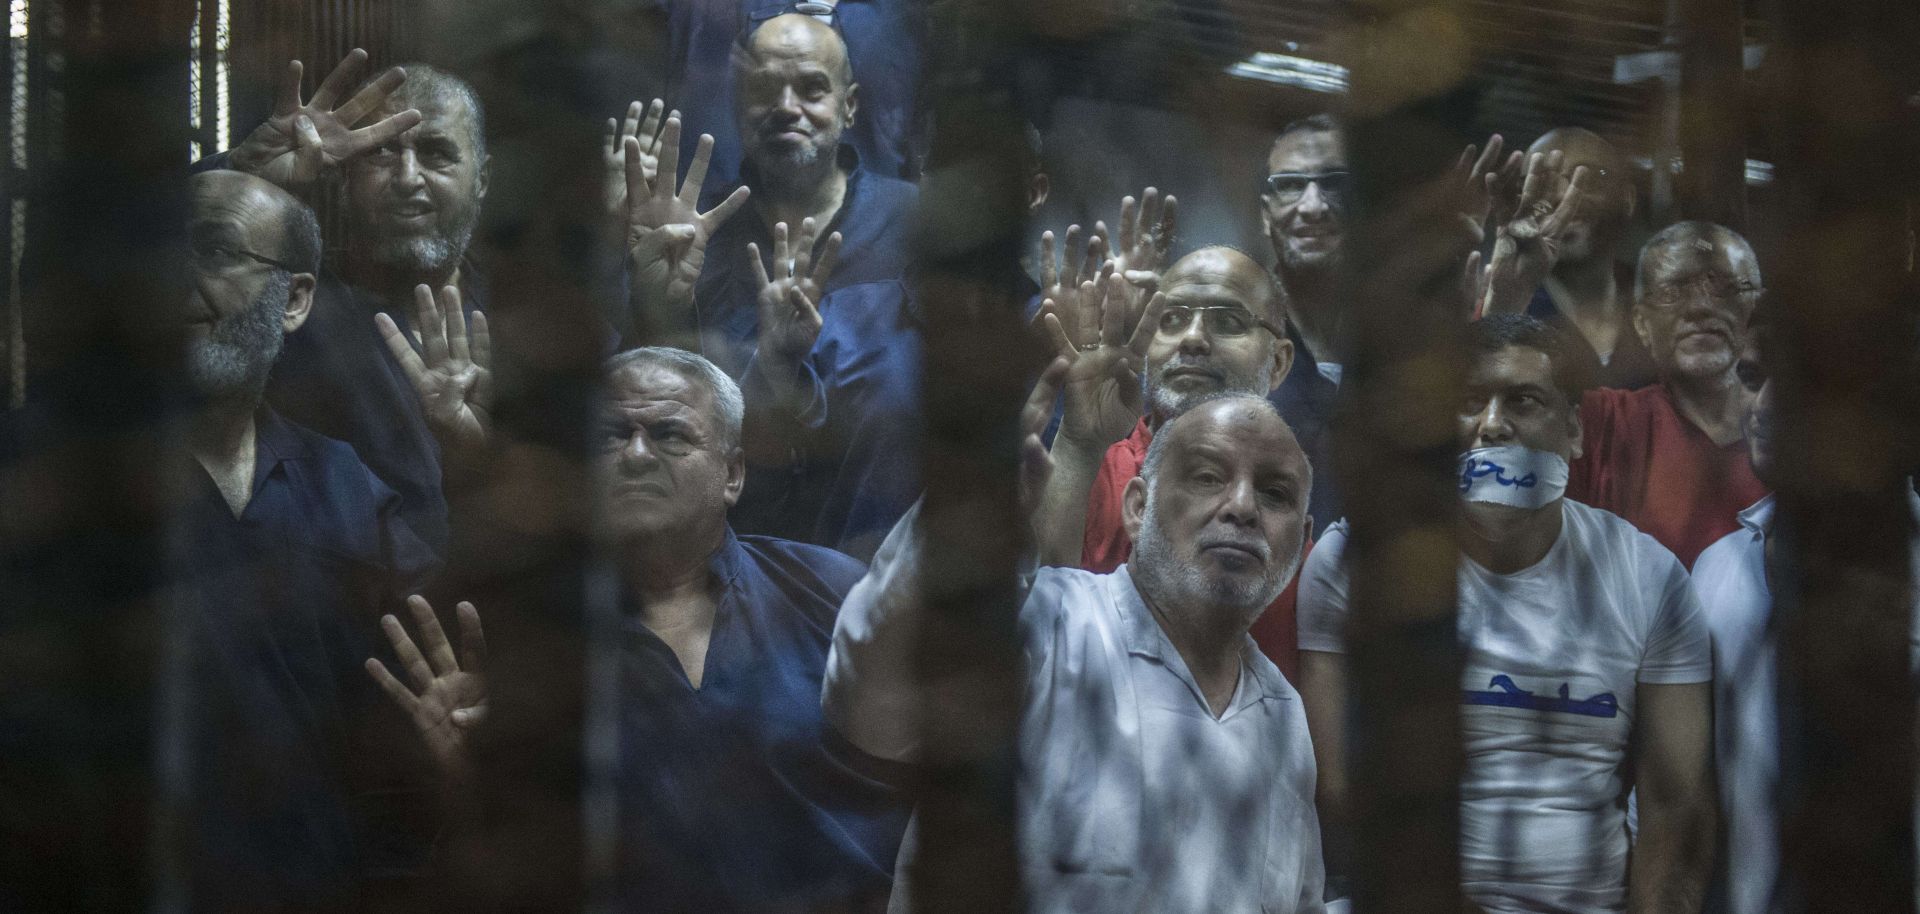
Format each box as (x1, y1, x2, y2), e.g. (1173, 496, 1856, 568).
(1692, 491, 1920, 914)
(824, 505, 1327, 913)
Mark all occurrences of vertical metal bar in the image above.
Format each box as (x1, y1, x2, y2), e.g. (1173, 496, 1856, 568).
(0, 0, 194, 906)
(1338, 2, 1472, 912)
(1768, 0, 1920, 909)
(908, 0, 1033, 910)
(1674, 0, 1746, 228)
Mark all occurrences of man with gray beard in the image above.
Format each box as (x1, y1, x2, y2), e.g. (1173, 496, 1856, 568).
(826, 392, 1324, 913)
(172, 170, 439, 910)
(223, 51, 490, 551)
(1030, 244, 1309, 681)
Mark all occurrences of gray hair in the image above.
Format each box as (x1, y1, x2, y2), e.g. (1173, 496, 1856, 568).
(383, 62, 487, 161)
(1634, 220, 1761, 303)
(602, 347, 745, 450)
(1139, 391, 1289, 487)
(279, 194, 322, 274)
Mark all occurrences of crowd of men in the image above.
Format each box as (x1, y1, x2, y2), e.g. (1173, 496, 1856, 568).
(68, 5, 1920, 913)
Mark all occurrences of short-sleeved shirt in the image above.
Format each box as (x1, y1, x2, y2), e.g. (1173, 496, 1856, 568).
(823, 504, 1327, 913)
(1080, 417, 1304, 684)
(661, 0, 927, 187)
(1298, 500, 1711, 914)
(1568, 383, 1767, 568)
(176, 408, 440, 909)
(692, 146, 918, 378)
(267, 263, 487, 553)
(617, 529, 908, 911)
(1692, 491, 1920, 914)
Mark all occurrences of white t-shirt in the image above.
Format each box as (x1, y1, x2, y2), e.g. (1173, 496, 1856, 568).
(1298, 500, 1711, 914)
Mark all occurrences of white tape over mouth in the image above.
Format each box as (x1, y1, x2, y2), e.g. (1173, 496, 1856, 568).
(1457, 445, 1569, 509)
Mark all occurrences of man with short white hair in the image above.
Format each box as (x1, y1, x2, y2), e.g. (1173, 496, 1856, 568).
(826, 388, 1326, 913)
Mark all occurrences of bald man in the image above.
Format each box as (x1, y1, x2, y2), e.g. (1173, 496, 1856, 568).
(1519, 127, 1658, 388)
(828, 392, 1326, 913)
(1031, 246, 1315, 681)
(175, 171, 439, 908)
(688, 12, 919, 378)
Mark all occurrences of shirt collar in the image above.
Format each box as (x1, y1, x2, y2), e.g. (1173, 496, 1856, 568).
(1107, 565, 1291, 704)
(1743, 486, 1920, 540)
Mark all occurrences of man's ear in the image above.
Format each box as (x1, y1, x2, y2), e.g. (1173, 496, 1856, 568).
(474, 154, 491, 203)
(1121, 476, 1149, 542)
(843, 83, 859, 128)
(283, 273, 316, 334)
(1269, 335, 1295, 391)
(1028, 172, 1051, 213)
(1630, 304, 1654, 353)
(723, 446, 746, 507)
(1565, 403, 1584, 462)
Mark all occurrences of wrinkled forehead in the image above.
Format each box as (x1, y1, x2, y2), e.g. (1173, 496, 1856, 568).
(1162, 253, 1276, 316)
(375, 94, 481, 152)
(605, 364, 716, 425)
(190, 171, 285, 244)
(1645, 235, 1758, 285)
(1165, 402, 1308, 479)
(739, 16, 849, 81)
(1268, 129, 1345, 173)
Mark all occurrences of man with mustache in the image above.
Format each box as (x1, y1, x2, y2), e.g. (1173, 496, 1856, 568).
(169, 169, 439, 909)
(1031, 245, 1306, 680)
(1261, 114, 1349, 535)
(1298, 313, 1715, 914)
(222, 52, 490, 552)
(679, 11, 917, 377)
(1565, 221, 1768, 566)
(1690, 312, 1920, 914)
(826, 391, 1326, 913)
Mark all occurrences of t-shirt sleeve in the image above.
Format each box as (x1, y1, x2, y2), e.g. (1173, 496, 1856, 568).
(1638, 550, 1713, 684)
(1296, 521, 1353, 655)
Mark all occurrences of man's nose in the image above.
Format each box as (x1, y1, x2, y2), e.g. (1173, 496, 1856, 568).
(1217, 477, 1261, 528)
(1473, 401, 1515, 447)
(773, 85, 804, 118)
(1174, 317, 1213, 354)
(619, 431, 659, 471)
(392, 148, 424, 189)
(1294, 181, 1331, 218)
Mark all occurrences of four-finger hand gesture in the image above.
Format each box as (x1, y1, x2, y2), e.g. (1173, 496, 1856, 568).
(229, 49, 422, 194)
(1480, 152, 1591, 315)
(377, 284, 493, 450)
(749, 219, 841, 365)
(1032, 225, 1107, 342)
(1018, 356, 1071, 522)
(365, 596, 488, 774)
(603, 99, 673, 229)
(625, 116, 752, 314)
(1454, 134, 1524, 244)
(1042, 271, 1166, 449)
(1103, 187, 1178, 281)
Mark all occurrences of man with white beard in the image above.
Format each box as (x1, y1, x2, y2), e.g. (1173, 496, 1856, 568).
(171, 169, 438, 910)
(825, 391, 1327, 913)
(1297, 313, 1715, 914)
(223, 52, 491, 551)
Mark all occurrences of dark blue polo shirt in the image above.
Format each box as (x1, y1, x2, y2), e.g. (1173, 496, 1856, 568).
(1523, 268, 1658, 390)
(266, 263, 487, 553)
(176, 407, 439, 909)
(691, 145, 918, 378)
(1270, 324, 1341, 537)
(617, 529, 906, 911)
(662, 0, 927, 187)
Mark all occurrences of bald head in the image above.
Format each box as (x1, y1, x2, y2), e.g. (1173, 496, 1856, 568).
(185, 171, 320, 401)
(734, 13, 859, 190)
(1633, 221, 1762, 382)
(190, 170, 321, 274)
(1127, 393, 1311, 626)
(1528, 126, 1635, 259)
(1162, 246, 1283, 323)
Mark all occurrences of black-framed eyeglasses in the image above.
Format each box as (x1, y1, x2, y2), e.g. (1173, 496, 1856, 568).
(189, 237, 299, 276)
(1641, 273, 1764, 312)
(1156, 305, 1284, 340)
(1262, 170, 1350, 206)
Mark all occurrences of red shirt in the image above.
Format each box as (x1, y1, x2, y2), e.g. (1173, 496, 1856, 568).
(1081, 418, 1305, 684)
(1568, 384, 1768, 568)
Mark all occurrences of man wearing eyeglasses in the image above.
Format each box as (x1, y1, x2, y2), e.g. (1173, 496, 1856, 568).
(1260, 113, 1348, 537)
(171, 169, 441, 909)
(1566, 220, 1768, 566)
(1030, 246, 1309, 682)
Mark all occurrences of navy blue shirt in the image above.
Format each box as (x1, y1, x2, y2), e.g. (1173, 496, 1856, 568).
(267, 263, 487, 553)
(1524, 270, 1657, 390)
(693, 146, 918, 378)
(662, 0, 927, 187)
(1270, 325, 1342, 537)
(618, 529, 906, 911)
(176, 408, 439, 910)
(734, 280, 922, 562)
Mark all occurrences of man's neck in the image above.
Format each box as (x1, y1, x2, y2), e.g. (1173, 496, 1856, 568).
(1278, 265, 1339, 364)
(187, 396, 260, 517)
(1134, 578, 1244, 718)
(757, 164, 849, 239)
(348, 255, 462, 306)
(1665, 369, 1750, 446)
(618, 527, 726, 624)
(1544, 256, 1623, 358)
(1460, 499, 1564, 575)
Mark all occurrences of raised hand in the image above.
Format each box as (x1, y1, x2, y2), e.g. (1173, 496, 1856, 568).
(1041, 271, 1167, 448)
(749, 218, 841, 365)
(1102, 187, 1178, 279)
(229, 49, 421, 194)
(1018, 356, 1071, 521)
(376, 284, 492, 450)
(365, 595, 488, 775)
(625, 116, 752, 317)
(1479, 152, 1592, 315)
(1454, 134, 1525, 244)
(603, 99, 673, 229)
(1032, 225, 1107, 345)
